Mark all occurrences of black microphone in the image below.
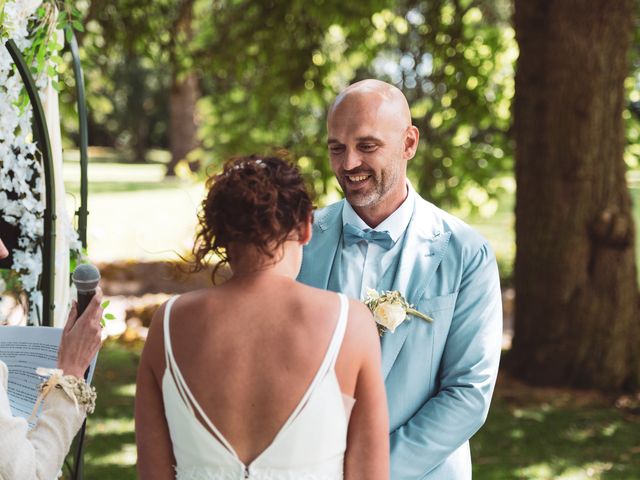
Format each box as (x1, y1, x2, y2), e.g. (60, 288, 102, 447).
(69, 264, 101, 480)
(71, 264, 101, 316)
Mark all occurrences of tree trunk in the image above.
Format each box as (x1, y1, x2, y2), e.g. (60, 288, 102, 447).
(166, 72, 200, 176)
(166, 0, 199, 177)
(511, 0, 640, 390)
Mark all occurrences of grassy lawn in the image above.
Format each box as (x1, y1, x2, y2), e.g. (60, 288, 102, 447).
(68, 342, 640, 480)
(63, 157, 204, 263)
(473, 382, 640, 479)
(63, 340, 141, 480)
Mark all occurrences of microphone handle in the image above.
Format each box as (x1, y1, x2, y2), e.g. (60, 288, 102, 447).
(71, 282, 99, 480)
(77, 290, 96, 317)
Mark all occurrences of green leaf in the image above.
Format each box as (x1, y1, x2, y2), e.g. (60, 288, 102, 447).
(65, 27, 73, 44)
(104, 313, 116, 320)
(72, 21, 84, 32)
(100, 318, 106, 328)
(101, 300, 111, 309)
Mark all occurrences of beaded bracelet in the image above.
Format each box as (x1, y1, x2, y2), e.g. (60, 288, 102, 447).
(30, 368, 97, 421)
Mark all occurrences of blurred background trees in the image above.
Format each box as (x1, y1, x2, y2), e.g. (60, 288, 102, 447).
(51, 0, 640, 391)
(59, 0, 518, 210)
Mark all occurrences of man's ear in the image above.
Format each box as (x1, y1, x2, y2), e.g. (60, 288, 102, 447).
(404, 125, 420, 160)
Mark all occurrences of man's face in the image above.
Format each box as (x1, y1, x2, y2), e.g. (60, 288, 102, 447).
(327, 95, 408, 212)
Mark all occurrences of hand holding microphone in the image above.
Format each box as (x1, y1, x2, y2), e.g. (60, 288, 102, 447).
(57, 265, 104, 379)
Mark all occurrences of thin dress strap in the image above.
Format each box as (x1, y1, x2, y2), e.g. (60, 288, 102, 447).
(162, 291, 350, 464)
(269, 293, 349, 438)
(163, 294, 239, 458)
(163, 295, 192, 410)
(328, 293, 349, 368)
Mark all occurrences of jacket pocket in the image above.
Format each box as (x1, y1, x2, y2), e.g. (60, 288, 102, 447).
(418, 292, 458, 317)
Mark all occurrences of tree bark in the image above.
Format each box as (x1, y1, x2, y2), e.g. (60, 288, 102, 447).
(167, 72, 200, 176)
(511, 0, 640, 390)
(166, 0, 199, 177)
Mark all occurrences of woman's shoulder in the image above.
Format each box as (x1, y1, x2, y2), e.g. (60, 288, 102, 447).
(339, 297, 379, 365)
(151, 288, 216, 321)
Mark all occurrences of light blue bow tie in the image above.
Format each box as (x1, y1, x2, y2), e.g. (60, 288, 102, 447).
(343, 223, 395, 250)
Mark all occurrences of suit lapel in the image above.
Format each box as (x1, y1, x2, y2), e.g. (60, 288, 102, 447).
(298, 201, 344, 290)
(381, 198, 452, 379)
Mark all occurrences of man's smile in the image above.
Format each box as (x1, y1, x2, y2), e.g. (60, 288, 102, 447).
(346, 174, 371, 183)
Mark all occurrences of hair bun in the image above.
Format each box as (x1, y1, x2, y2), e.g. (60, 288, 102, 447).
(192, 154, 314, 278)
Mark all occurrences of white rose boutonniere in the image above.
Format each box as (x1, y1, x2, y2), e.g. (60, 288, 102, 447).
(364, 288, 433, 336)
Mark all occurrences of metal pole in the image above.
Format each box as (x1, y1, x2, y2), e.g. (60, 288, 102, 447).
(66, 27, 91, 480)
(4, 39, 56, 327)
(67, 27, 89, 249)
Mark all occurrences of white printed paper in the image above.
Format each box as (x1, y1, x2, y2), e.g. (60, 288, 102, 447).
(0, 326, 97, 421)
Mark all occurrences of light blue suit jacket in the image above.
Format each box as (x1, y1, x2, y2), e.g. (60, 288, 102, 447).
(298, 195, 502, 479)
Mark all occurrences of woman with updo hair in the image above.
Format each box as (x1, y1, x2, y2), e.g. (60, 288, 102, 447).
(135, 155, 389, 479)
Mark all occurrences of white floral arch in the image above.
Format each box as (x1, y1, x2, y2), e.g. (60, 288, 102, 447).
(0, 0, 82, 327)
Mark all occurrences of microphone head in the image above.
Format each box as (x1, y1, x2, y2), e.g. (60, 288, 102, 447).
(72, 264, 101, 293)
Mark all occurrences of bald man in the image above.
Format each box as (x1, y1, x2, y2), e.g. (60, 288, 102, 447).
(298, 79, 502, 479)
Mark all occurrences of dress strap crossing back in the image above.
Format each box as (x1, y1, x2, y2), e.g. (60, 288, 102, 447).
(163, 296, 191, 411)
(162, 292, 350, 466)
(328, 293, 349, 368)
(275, 292, 349, 433)
(163, 295, 239, 458)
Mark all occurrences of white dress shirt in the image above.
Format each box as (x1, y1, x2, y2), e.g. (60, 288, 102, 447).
(340, 185, 415, 300)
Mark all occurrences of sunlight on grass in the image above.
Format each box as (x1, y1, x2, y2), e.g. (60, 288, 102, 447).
(515, 461, 616, 479)
(512, 407, 547, 422)
(87, 442, 137, 466)
(112, 383, 137, 397)
(515, 463, 555, 479)
(556, 462, 614, 479)
(65, 180, 205, 262)
(90, 418, 135, 436)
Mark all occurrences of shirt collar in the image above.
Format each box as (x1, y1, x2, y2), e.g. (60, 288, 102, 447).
(342, 183, 415, 243)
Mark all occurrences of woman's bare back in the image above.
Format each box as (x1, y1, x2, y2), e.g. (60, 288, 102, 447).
(156, 275, 361, 464)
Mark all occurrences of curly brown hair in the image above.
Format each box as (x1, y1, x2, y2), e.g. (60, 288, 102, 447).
(192, 155, 314, 281)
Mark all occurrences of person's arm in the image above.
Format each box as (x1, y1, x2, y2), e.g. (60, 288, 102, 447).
(0, 294, 103, 480)
(389, 242, 503, 479)
(0, 371, 86, 479)
(135, 304, 176, 480)
(344, 301, 389, 480)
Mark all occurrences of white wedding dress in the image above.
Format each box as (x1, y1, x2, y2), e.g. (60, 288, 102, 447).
(161, 294, 354, 480)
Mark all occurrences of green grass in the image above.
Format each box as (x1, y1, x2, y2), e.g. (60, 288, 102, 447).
(62, 158, 204, 262)
(62, 340, 141, 479)
(472, 397, 640, 479)
(69, 342, 640, 480)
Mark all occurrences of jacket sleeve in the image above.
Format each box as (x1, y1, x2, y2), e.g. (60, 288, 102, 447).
(0, 368, 86, 480)
(389, 242, 503, 479)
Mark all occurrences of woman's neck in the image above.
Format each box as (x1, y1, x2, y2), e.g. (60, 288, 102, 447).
(230, 264, 297, 281)
(228, 241, 301, 280)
